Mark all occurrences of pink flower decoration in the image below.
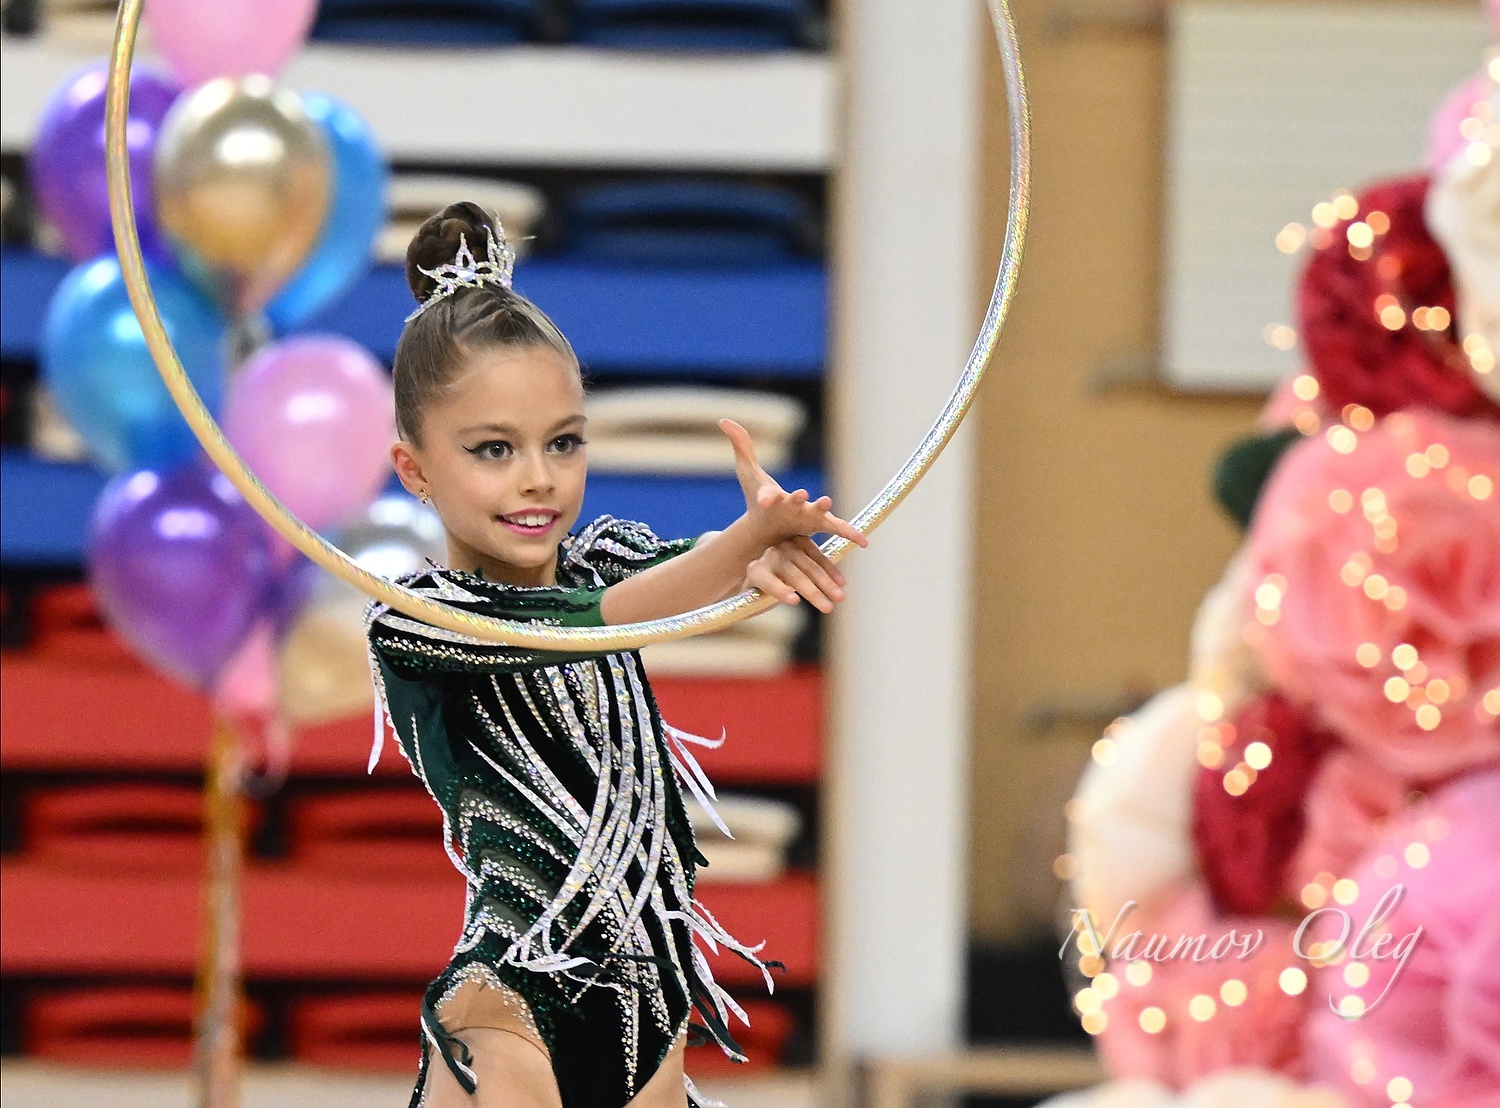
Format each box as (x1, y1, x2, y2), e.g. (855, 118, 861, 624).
(1304, 767, 1500, 1107)
(1192, 693, 1339, 918)
(1258, 374, 1328, 433)
(1244, 410, 1500, 784)
(1095, 881, 1312, 1087)
(1283, 748, 1414, 903)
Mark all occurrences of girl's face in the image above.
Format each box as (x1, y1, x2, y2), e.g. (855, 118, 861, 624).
(391, 345, 587, 587)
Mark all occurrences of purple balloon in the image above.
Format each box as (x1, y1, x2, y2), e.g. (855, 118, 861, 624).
(29, 63, 182, 263)
(86, 465, 276, 690)
(222, 334, 396, 531)
(264, 551, 320, 641)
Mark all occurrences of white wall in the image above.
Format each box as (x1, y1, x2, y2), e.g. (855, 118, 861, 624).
(827, 0, 983, 1069)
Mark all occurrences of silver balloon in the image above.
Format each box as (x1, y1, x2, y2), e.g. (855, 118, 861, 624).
(278, 494, 444, 726)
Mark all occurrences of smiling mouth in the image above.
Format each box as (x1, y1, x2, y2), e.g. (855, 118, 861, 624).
(496, 510, 560, 537)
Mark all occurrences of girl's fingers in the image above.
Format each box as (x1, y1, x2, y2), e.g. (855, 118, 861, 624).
(788, 547, 844, 604)
(746, 561, 800, 606)
(794, 535, 846, 587)
(775, 557, 834, 613)
(720, 419, 770, 482)
(822, 511, 870, 548)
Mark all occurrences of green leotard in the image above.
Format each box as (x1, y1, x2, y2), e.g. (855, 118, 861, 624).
(364, 514, 783, 1108)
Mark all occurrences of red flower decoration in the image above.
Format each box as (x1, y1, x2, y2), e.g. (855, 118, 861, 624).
(1297, 175, 1499, 420)
(1191, 692, 1339, 917)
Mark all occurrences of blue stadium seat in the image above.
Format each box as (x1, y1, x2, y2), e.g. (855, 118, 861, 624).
(0, 248, 826, 378)
(564, 180, 815, 266)
(571, 0, 812, 50)
(0, 449, 823, 568)
(311, 0, 542, 45)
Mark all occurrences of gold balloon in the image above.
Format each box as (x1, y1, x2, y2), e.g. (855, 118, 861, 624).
(276, 595, 376, 727)
(154, 75, 331, 317)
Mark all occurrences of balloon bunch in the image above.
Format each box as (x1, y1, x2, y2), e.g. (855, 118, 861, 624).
(1046, 26, 1500, 1108)
(28, 0, 395, 717)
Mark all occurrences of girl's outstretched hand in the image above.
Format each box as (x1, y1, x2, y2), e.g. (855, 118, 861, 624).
(745, 537, 849, 613)
(720, 418, 869, 551)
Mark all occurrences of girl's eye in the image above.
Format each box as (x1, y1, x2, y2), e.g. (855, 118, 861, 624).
(466, 440, 513, 460)
(550, 434, 586, 453)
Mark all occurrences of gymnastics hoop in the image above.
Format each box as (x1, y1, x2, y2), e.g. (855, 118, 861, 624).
(103, 0, 1030, 651)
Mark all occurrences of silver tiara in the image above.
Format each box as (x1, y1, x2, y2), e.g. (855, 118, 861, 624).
(405, 224, 517, 322)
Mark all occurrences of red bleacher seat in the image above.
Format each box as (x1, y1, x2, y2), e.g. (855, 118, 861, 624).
(26, 985, 263, 1068)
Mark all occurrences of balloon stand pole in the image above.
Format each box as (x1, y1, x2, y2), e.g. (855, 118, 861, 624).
(193, 713, 245, 1108)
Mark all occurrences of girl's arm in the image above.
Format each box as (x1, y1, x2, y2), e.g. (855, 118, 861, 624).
(599, 419, 868, 625)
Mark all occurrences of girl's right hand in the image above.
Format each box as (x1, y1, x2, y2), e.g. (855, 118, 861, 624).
(720, 418, 868, 552)
(743, 536, 848, 614)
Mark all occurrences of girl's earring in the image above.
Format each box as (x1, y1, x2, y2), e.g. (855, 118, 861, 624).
(418, 490, 431, 504)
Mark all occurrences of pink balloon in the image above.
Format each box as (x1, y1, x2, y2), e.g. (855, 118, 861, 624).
(1426, 72, 1494, 174)
(143, 0, 317, 87)
(223, 335, 395, 532)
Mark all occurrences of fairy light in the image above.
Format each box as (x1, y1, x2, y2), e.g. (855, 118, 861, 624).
(1188, 994, 1217, 1021)
(1279, 967, 1308, 995)
(1387, 1078, 1414, 1103)
(1329, 488, 1354, 513)
(1356, 642, 1381, 667)
(1220, 979, 1247, 1006)
(1404, 842, 1430, 868)
(1470, 474, 1494, 499)
(1244, 740, 1273, 769)
(1332, 878, 1360, 905)
(1125, 960, 1152, 986)
(1464, 333, 1495, 376)
(1138, 1007, 1166, 1034)
(1327, 426, 1358, 453)
(1276, 222, 1309, 253)
(1264, 324, 1298, 350)
(1331, 191, 1359, 220)
(1196, 691, 1225, 722)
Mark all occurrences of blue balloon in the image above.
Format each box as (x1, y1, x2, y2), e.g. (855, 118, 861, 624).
(42, 256, 227, 474)
(265, 92, 387, 331)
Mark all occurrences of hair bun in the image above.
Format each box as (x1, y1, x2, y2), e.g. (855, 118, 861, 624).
(405, 201, 501, 302)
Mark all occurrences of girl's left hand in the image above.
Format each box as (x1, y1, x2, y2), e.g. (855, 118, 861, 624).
(720, 418, 869, 551)
(744, 537, 849, 613)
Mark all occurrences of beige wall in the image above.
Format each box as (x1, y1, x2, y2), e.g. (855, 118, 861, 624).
(967, 2, 1263, 944)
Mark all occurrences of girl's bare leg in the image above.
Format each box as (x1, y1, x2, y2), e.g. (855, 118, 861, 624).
(420, 1028, 565, 1108)
(623, 1029, 689, 1108)
(421, 979, 564, 1108)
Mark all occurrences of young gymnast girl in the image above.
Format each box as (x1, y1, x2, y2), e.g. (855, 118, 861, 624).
(363, 202, 866, 1108)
